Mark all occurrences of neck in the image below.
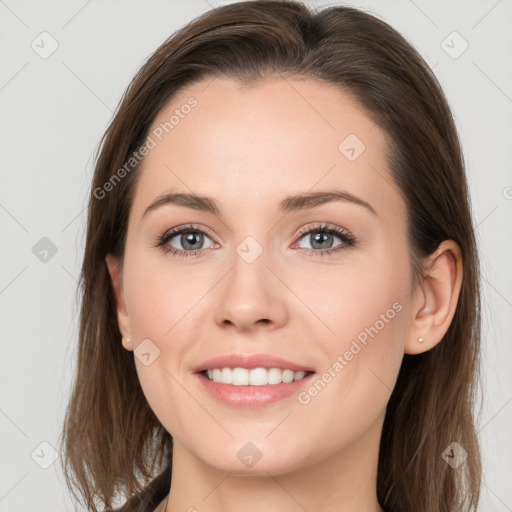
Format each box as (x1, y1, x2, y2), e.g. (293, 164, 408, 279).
(163, 414, 385, 512)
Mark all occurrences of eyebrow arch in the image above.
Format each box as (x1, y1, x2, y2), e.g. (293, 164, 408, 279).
(142, 189, 377, 219)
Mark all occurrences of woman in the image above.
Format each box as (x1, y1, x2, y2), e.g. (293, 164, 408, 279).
(60, 1, 482, 511)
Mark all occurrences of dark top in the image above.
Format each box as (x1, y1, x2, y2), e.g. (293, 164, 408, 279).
(105, 461, 171, 512)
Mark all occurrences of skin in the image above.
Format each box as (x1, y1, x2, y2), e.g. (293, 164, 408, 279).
(106, 76, 463, 512)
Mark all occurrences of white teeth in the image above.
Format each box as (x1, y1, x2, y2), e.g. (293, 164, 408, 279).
(267, 368, 282, 385)
(282, 369, 295, 383)
(221, 367, 233, 384)
(204, 367, 309, 385)
(249, 367, 267, 386)
(212, 368, 221, 382)
(232, 367, 249, 385)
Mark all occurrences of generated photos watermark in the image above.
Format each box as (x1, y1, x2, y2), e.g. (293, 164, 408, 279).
(298, 301, 403, 405)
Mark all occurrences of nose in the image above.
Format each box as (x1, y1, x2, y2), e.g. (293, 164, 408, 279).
(214, 246, 288, 333)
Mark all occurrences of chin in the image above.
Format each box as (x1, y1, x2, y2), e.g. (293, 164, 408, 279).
(191, 440, 313, 476)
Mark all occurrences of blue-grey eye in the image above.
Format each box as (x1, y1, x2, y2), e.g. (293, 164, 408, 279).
(168, 230, 215, 251)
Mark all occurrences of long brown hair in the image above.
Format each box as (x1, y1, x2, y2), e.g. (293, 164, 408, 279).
(59, 2, 482, 511)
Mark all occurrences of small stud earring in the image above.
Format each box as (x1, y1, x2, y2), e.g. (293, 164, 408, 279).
(418, 337, 424, 343)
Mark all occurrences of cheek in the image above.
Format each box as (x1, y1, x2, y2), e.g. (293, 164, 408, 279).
(293, 282, 406, 458)
(121, 250, 211, 429)
(123, 249, 197, 339)
(305, 261, 409, 349)
(303, 254, 409, 406)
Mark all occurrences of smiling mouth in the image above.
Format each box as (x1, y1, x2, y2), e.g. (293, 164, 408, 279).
(200, 367, 315, 386)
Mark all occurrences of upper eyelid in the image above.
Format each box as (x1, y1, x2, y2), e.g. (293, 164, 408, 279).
(163, 223, 215, 238)
(296, 222, 350, 236)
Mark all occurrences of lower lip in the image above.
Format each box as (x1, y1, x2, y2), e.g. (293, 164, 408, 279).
(194, 372, 315, 408)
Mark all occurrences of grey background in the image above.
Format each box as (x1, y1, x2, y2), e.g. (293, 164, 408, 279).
(0, 0, 511, 511)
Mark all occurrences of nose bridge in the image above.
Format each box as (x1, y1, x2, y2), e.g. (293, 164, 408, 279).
(213, 229, 287, 331)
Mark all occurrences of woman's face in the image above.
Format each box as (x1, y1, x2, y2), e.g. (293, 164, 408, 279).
(108, 76, 418, 475)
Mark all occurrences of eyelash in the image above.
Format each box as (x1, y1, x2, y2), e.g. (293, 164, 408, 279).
(154, 222, 357, 259)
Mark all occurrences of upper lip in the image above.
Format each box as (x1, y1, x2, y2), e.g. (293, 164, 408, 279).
(192, 353, 315, 373)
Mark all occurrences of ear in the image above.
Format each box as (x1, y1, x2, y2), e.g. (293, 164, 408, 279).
(405, 240, 463, 355)
(105, 254, 134, 351)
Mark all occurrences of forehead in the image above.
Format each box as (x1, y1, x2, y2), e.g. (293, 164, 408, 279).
(130, 76, 402, 222)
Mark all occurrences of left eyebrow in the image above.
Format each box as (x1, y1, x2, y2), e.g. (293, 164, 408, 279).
(141, 189, 377, 219)
(279, 190, 377, 216)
